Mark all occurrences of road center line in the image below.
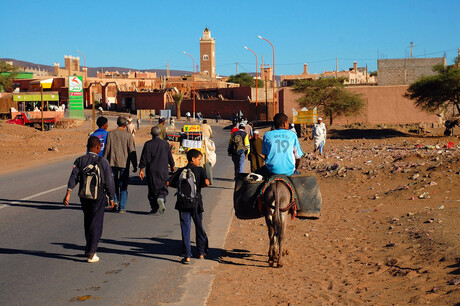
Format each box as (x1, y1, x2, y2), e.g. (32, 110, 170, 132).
(0, 184, 67, 210)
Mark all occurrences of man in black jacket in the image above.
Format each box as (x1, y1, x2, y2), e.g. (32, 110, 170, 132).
(139, 126, 175, 214)
(63, 136, 115, 263)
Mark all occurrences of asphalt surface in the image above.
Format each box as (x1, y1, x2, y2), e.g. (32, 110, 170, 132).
(0, 121, 236, 305)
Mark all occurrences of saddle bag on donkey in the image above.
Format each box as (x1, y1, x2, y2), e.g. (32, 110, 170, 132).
(233, 173, 323, 220)
(233, 173, 264, 219)
(288, 174, 322, 219)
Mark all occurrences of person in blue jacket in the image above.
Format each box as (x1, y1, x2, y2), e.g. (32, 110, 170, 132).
(90, 117, 109, 157)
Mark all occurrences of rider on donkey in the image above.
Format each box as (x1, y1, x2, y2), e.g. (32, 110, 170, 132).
(256, 113, 304, 177)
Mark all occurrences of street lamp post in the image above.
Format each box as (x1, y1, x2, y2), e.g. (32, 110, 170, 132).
(76, 50, 94, 130)
(258, 35, 276, 119)
(244, 46, 258, 120)
(183, 51, 196, 121)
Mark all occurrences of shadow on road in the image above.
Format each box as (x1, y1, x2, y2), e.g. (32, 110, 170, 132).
(213, 177, 235, 182)
(52, 236, 226, 264)
(208, 186, 234, 190)
(0, 247, 86, 262)
(1, 235, 263, 267)
(0, 198, 81, 210)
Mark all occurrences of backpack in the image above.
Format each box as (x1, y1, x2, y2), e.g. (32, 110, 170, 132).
(231, 133, 245, 154)
(78, 157, 104, 200)
(176, 168, 198, 209)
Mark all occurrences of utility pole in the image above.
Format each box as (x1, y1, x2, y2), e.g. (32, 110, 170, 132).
(410, 41, 414, 59)
(167, 60, 170, 77)
(366, 63, 368, 83)
(336, 57, 338, 78)
(236, 62, 238, 75)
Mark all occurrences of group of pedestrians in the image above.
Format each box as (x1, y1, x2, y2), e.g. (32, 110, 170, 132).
(62, 112, 325, 264)
(63, 115, 210, 265)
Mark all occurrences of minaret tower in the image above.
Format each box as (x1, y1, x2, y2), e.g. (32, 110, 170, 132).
(200, 27, 216, 78)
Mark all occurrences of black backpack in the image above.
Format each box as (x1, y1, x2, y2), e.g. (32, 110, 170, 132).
(176, 168, 198, 209)
(78, 157, 104, 200)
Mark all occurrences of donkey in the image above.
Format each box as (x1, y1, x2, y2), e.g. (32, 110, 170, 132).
(261, 179, 295, 268)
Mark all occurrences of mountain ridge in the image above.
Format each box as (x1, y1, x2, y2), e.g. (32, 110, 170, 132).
(2, 58, 190, 78)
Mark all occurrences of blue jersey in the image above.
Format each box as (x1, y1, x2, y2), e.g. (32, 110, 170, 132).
(262, 129, 303, 175)
(90, 128, 108, 157)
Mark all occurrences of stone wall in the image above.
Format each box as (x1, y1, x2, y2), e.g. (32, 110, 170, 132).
(377, 57, 446, 86)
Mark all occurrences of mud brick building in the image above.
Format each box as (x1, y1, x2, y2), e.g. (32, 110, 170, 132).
(377, 57, 446, 86)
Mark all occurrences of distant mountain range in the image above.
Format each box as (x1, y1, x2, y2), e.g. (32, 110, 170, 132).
(3, 58, 282, 81)
(2, 58, 190, 78)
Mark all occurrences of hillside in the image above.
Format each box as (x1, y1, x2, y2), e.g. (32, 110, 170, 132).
(2, 58, 190, 78)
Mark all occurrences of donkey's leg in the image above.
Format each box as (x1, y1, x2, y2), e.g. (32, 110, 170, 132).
(265, 213, 275, 267)
(277, 212, 287, 268)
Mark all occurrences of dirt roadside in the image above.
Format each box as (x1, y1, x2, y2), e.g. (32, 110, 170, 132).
(1, 119, 459, 304)
(207, 128, 460, 305)
(0, 117, 152, 175)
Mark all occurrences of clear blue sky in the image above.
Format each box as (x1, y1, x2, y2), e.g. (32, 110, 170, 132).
(1, 0, 459, 76)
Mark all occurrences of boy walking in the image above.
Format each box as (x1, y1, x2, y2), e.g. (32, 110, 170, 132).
(89, 116, 108, 156)
(63, 136, 115, 263)
(168, 149, 210, 264)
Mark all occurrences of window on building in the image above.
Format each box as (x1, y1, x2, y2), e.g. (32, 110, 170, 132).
(203, 54, 209, 61)
(204, 70, 209, 75)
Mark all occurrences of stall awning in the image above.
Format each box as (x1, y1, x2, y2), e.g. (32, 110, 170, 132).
(30, 78, 54, 89)
(13, 91, 60, 102)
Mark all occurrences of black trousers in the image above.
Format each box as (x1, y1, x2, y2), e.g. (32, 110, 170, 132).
(80, 195, 106, 257)
(146, 175, 169, 211)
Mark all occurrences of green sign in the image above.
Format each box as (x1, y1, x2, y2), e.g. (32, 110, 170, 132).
(69, 76, 84, 119)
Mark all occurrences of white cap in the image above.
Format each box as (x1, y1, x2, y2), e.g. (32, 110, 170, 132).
(318, 117, 322, 121)
(254, 130, 260, 134)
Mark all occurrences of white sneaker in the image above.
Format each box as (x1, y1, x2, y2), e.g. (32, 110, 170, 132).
(157, 198, 166, 214)
(87, 254, 100, 263)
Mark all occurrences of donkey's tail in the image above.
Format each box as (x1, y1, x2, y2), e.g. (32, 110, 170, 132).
(274, 181, 282, 237)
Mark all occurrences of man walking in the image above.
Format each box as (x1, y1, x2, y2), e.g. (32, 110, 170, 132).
(310, 117, 327, 155)
(201, 119, 213, 138)
(244, 121, 253, 139)
(126, 116, 136, 138)
(63, 136, 115, 263)
(139, 126, 175, 214)
(103, 116, 138, 213)
(155, 117, 167, 140)
(249, 130, 265, 172)
(228, 124, 250, 177)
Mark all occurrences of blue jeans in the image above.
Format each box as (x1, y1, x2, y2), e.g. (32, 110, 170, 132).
(111, 167, 129, 211)
(179, 209, 208, 258)
(231, 151, 246, 176)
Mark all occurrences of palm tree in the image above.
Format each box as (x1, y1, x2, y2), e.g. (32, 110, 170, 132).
(172, 93, 184, 119)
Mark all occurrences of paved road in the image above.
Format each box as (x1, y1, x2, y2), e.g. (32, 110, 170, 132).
(0, 122, 236, 305)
